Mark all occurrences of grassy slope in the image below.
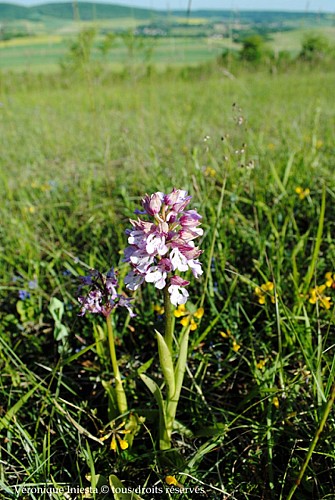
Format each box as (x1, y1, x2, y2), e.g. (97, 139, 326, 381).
(0, 2, 157, 20)
(0, 3, 28, 19)
(1, 3, 333, 22)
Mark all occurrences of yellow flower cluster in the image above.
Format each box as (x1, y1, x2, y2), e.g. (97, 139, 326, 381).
(255, 281, 276, 305)
(22, 206, 36, 214)
(309, 272, 334, 310)
(165, 476, 184, 488)
(309, 285, 331, 309)
(204, 166, 216, 177)
(325, 272, 335, 288)
(31, 181, 52, 192)
(153, 304, 165, 315)
(174, 304, 204, 330)
(295, 186, 310, 200)
(99, 421, 130, 452)
(256, 359, 267, 370)
(220, 330, 241, 352)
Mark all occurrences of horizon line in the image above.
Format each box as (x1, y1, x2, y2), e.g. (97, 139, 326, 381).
(1, 0, 334, 14)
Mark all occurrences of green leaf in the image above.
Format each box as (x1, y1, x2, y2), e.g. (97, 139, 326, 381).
(137, 357, 153, 374)
(193, 422, 228, 438)
(186, 437, 222, 471)
(155, 330, 175, 400)
(165, 327, 190, 437)
(16, 300, 27, 322)
(48, 297, 64, 323)
(140, 373, 167, 430)
(53, 399, 104, 445)
(173, 327, 189, 402)
(48, 297, 69, 351)
(124, 412, 146, 447)
(0, 382, 43, 432)
(109, 475, 144, 500)
(93, 324, 108, 366)
(173, 419, 194, 438)
(101, 380, 119, 421)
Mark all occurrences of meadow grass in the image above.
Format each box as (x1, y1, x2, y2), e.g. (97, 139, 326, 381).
(0, 65, 335, 499)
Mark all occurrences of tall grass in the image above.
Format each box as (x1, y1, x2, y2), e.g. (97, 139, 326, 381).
(0, 66, 335, 498)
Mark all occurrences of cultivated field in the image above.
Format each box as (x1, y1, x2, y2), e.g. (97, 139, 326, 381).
(0, 18, 335, 500)
(1, 26, 335, 72)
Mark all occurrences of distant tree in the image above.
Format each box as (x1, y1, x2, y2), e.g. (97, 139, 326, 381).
(240, 34, 266, 62)
(61, 28, 97, 72)
(98, 32, 116, 58)
(69, 28, 97, 67)
(120, 30, 155, 74)
(299, 33, 330, 61)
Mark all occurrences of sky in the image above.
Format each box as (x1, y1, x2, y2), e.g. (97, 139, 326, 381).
(10, 0, 335, 13)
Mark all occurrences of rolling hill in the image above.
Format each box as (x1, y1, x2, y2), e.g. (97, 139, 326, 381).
(0, 2, 157, 20)
(0, 2, 333, 23)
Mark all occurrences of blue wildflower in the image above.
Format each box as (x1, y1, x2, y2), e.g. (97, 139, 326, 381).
(18, 290, 30, 300)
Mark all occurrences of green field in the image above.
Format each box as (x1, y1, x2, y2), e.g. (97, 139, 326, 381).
(1, 11, 335, 500)
(1, 27, 334, 72)
(0, 35, 232, 71)
(1, 2, 335, 72)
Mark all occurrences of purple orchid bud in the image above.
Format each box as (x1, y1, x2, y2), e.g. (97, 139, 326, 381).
(142, 192, 164, 216)
(164, 188, 188, 206)
(170, 275, 190, 287)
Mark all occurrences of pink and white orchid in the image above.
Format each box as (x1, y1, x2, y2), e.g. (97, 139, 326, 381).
(124, 188, 203, 305)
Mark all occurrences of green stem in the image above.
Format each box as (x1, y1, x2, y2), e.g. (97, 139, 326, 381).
(316, 313, 323, 407)
(199, 175, 226, 310)
(286, 383, 335, 500)
(302, 184, 326, 296)
(106, 314, 128, 415)
(163, 326, 190, 449)
(163, 284, 173, 353)
(159, 422, 172, 451)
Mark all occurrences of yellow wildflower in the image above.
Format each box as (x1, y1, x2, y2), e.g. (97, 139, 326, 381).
(153, 304, 164, 315)
(255, 281, 276, 304)
(325, 272, 335, 288)
(23, 206, 36, 214)
(175, 305, 203, 330)
(174, 304, 187, 318)
(232, 340, 241, 352)
(272, 396, 280, 409)
(180, 316, 197, 330)
(204, 166, 216, 177)
(165, 476, 184, 489)
(295, 187, 310, 200)
(220, 330, 231, 339)
(309, 285, 332, 309)
(256, 359, 267, 370)
(220, 330, 240, 351)
(316, 139, 323, 150)
(194, 307, 204, 319)
(99, 421, 131, 453)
